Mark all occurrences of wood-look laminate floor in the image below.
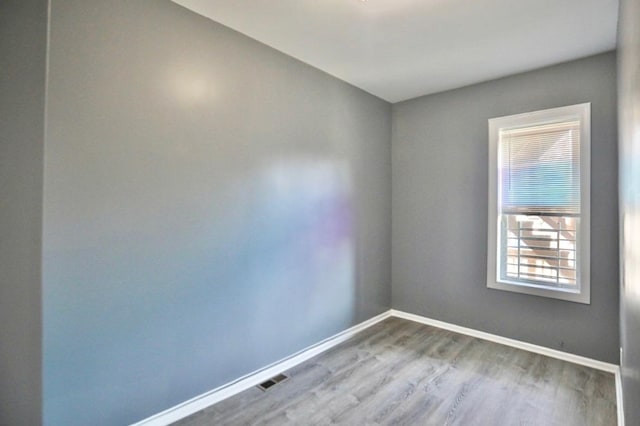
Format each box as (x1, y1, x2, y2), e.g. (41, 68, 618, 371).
(174, 317, 617, 426)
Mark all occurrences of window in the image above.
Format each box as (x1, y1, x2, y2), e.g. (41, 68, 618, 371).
(487, 103, 590, 303)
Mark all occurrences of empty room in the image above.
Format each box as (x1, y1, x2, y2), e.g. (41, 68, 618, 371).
(2, 0, 640, 425)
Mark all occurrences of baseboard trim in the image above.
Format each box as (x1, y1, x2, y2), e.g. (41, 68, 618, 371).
(134, 308, 623, 426)
(131, 310, 392, 426)
(390, 310, 624, 425)
(390, 310, 618, 373)
(616, 365, 625, 426)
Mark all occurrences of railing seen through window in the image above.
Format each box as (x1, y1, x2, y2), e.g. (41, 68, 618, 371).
(501, 213, 577, 289)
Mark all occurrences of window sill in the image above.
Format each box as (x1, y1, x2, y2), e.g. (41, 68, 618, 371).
(487, 279, 590, 304)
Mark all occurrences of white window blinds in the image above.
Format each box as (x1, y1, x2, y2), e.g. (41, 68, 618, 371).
(499, 120, 581, 215)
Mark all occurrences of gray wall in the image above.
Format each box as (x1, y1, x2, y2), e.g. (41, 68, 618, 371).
(43, 1, 391, 424)
(618, 0, 640, 422)
(0, 1, 47, 424)
(392, 52, 619, 363)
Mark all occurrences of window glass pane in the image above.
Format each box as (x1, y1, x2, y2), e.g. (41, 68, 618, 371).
(497, 117, 581, 289)
(499, 213, 578, 289)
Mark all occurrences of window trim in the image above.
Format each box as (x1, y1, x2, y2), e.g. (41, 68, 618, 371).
(487, 103, 591, 304)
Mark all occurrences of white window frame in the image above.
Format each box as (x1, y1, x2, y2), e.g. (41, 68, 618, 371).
(487, 103, 591, 304)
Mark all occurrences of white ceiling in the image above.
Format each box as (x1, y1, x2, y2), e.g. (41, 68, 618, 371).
(172, 0, 619, 103)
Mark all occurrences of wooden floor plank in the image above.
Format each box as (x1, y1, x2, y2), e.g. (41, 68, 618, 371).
(172, 318, 617, 426)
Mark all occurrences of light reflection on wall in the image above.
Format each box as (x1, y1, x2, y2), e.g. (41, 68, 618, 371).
(42, 156, 358, 424)
(624, 210, 640, 301)
(624, 208, 640, 385)
(164, 67, 215, 106)
(622, 114, 640, 305)
(245, 158, 356, 339)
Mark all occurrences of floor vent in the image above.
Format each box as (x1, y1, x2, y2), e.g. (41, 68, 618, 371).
(257, 373, 289, 391)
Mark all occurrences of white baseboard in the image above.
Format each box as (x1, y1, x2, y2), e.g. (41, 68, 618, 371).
(134, 308, 624, 426)
(390, 310, 619, 373)
(616, 364, 625, 426)
(390, 310, 624, 426)
(131, 310, 392, 426)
